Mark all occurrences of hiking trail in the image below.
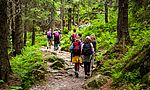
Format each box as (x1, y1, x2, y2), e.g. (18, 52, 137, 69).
(30, 46, 86, 90)
(29, 45, 111, 90)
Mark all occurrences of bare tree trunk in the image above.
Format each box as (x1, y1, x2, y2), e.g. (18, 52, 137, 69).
(116, 0, 119, 6)
(0, 0, 10, 81)
(105, 0, 108, 23)
(32, 20, 35, 46)
(77, 3, 80, 26)
(13, 0, 23, 55)
(60, 0, 64, 32)
(23, 1, 27, 46)
(72, 5, 75, 25)
(117, 0, 130, 44)
(49, 0, 55, 34)
(68, 8, 72, 32)
(24, 30, 27, 46)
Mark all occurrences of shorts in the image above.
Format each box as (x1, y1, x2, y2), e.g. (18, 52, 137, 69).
(48, 37, 52, 41)
(72, 56, 82, 64)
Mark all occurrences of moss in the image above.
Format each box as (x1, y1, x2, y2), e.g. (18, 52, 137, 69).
(50, 61, 65, 70)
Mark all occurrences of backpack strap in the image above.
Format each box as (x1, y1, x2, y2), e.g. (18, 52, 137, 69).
(81, 44, 84, 54)
(90, 43, 94, 54)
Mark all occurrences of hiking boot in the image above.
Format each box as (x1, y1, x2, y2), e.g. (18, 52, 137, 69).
(74, 71, 79, 78)
(84, 75, 88, 79)
(87, 72, 90, 76)
(76, 73, 79, 78)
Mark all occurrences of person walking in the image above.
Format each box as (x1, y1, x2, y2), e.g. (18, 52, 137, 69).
(70, 28, 77, 43)
(70, 28, 78, 62)
(71, 37, 82, 78)
(47, 28, 53, 49)
(53, 29, 60, 51)
(90, 34, 96, 69)
(81, 36, 94, 79)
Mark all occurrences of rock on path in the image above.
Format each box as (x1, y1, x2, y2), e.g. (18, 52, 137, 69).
(30, 46, 86, 90)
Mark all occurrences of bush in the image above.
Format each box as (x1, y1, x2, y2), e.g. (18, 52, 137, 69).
(10, 45, 45, 89)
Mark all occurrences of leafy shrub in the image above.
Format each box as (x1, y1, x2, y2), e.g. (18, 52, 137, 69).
(10, 45, 45, 89)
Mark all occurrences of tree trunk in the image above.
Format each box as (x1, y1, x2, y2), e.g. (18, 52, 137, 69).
(23, 1, 27, 46)
(60, 0, 64, 33)
(49, 1, 55, 35)
(72, 6, 75, 25)
(32, 20, 35, 46)
(116, 0, 119, 6)
(77, 3, 80, 26)
(24, 30, 27, 46)
(0, 0, 10, 81)
(68, 8, 72, 32)
(13, 0, 23, 55)
(105, 0, 108, 23)
(117, 0, 130, 44)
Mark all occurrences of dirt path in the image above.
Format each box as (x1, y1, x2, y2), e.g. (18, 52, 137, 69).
(30, 46, 86, 90)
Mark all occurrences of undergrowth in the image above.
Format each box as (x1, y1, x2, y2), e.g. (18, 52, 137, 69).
(9, 33, 46, 90)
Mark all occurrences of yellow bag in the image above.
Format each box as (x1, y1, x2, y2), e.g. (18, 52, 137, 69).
(72, 56, 82, 63)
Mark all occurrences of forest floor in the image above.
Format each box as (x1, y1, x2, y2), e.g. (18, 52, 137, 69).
(30, 46, 86, 90)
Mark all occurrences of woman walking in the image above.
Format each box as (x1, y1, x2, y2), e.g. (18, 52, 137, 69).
(81, 36, 94, 78)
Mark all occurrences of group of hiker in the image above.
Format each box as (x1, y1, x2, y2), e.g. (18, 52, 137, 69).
(46, 28, 96, 79)
(70, 29, 96, 79)
(47, 28, 61, 51)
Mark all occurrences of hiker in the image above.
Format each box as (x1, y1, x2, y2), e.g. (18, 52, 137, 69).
(70, 28, 77, 43)
(81, 36, 94, 78)
(53, 29, 60, 51)
(90, 34, 97, 69)
(78, 33, 83, 44)
(70, 28, 78, 62)
(59, 29, 62, 39)
(71, 37, 82, 78)
(47, 28, 53, 49)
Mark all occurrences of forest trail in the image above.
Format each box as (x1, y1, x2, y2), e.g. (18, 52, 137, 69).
(30, 46, 86, 90)
(29, 46, 111, 90)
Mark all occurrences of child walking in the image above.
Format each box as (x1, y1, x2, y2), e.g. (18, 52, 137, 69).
(72, 38, 82, 78)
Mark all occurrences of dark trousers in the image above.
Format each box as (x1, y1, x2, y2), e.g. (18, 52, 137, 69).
(84, 62, 91, 75)
(71, 53, 73, 62)
(75, 63, 80, 72)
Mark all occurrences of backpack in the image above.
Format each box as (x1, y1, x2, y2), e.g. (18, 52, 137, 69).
(71, 33, 77, 42)
(72, 41, 81, 55)
(54, 31, 59, 38)
(53, 31, 60, 43)
(47, 31, 52, 37)
(82, 43, 93, 55)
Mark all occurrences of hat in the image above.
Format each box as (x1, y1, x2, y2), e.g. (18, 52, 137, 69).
(86, 36, 91, 40)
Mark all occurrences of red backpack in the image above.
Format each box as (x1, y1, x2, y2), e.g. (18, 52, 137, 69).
(72, 33, 77, 42)
(73, 41, 81, 55)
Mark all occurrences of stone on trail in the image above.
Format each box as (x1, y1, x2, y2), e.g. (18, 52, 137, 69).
(83, 74, 109, 89)
(50, 61, 65, 70)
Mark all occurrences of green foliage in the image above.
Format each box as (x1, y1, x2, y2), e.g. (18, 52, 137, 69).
(128, 83, 142, 90)
(0, 80, 4, 84)
(8, 86, 23, 90)
(10, 45, 45, 89)
(61, 31, 72, 51)
(26, 33, 47, 47)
